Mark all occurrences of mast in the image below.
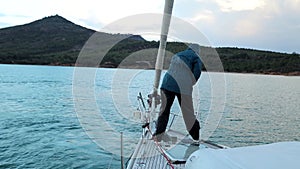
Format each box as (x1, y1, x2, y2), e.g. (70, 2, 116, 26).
(150, 0, 174, 122)
(153, 0, 174, 94)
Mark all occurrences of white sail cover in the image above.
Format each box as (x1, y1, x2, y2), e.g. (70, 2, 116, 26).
(186, 142, 300, 169)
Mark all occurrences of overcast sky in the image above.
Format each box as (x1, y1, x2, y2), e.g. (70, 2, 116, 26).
(0, 0, 299, 53)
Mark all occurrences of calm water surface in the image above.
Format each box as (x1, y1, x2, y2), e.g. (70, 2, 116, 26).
(0, 64, 299, 168)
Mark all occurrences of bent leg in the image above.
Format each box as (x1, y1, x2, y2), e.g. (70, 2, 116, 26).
(177, 93, 200, 140)
(155, 89, 175, 135)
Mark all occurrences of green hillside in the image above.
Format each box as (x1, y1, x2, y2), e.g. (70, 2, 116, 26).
(217, 47, 300, 75)
(0, 15, 95, 65)
(0, 15, 299, 75)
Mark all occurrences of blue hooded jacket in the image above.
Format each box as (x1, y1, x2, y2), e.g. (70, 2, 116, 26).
(160, 45, 202, 95)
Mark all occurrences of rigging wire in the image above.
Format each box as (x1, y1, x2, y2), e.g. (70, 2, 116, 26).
(145, 124, 175, 169)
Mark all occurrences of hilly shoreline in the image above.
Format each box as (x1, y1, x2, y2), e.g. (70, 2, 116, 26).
(0, 15, 299, 76)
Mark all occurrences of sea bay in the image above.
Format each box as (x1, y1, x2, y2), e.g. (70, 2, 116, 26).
(0, 64, 299, 168)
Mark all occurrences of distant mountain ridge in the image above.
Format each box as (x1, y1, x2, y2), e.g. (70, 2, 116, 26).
(0, 15, 145, 66)
(0, 15, 93, 65)
(0, 15, 299, 75)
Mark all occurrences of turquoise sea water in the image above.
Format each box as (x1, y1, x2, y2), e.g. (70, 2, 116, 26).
(0, 64, 299, 168)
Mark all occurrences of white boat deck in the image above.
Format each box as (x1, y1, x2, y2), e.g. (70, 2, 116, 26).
(127, 136, 185, 169)
(128, 138, 185, 169)
(126, 129, 225, 169)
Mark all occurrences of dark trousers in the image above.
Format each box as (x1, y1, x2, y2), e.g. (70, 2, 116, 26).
(156, 89, 200, 140)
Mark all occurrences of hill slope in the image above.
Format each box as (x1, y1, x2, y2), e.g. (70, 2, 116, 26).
(0, 15, 299, 75)
(217, 47, 300, 75)
(0, 15, 145, 66)
(0, 15, 97, 65)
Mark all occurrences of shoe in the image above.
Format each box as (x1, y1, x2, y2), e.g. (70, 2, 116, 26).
(151, 132, 171, 142)
(192, 139, 200, 146)
(151, 135, 161, 142)
(151, 132, 162, 142)
(190, 135, 200, 146)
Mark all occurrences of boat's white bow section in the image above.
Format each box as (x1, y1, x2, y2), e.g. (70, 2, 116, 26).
(186, 141, 300, 169)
